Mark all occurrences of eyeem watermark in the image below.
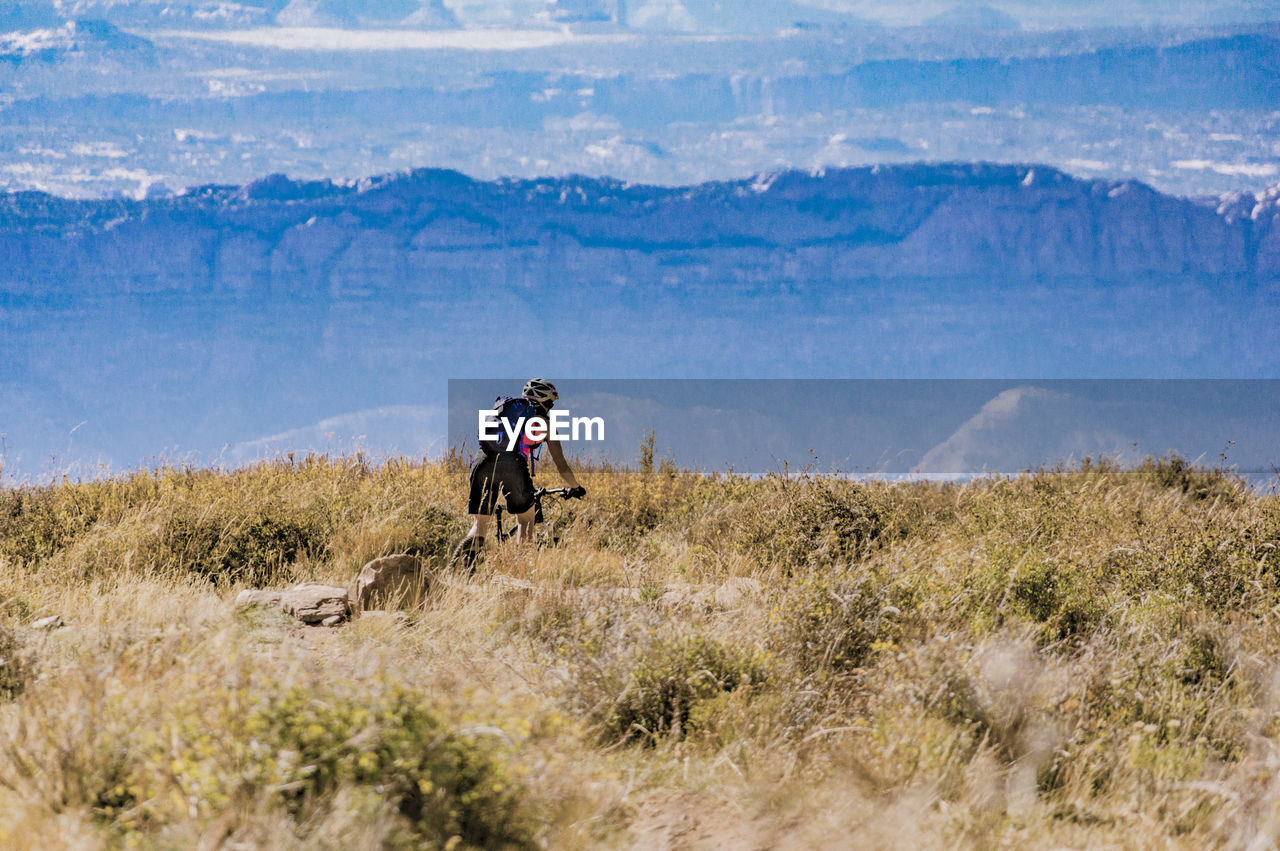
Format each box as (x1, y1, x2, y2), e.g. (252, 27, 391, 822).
(478, 409, 605, 451)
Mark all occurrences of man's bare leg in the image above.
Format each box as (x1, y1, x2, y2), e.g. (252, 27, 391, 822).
(514, 507, 536, 545)
(467, 514, 493, 540)
(450, 514, 493, 572)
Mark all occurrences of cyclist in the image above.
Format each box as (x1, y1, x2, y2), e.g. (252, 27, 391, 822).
(449, 378, 585, 570)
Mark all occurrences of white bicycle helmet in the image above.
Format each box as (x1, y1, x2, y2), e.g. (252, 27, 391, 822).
(523, 378, 559, 407)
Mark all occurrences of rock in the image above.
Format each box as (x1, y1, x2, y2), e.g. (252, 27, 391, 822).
(235, 584, 349, 625)
(321, 615, 343, 628)
(714, 577, 763, 609)
(354, 554, 432, 611)
(280, 584, 349, 624)
(235, 589, 283, 608)
(648, 579, 762, 611)
(659, 584, 711, 610)
(32, 615, 63, 630)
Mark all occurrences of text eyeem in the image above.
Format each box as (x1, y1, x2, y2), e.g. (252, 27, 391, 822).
(478, 409, 605, 451)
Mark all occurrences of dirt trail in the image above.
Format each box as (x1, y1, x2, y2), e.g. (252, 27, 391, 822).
(628, 794, 784, 850)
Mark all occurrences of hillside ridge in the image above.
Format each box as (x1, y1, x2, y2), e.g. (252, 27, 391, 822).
(2, 162, 1278, 296)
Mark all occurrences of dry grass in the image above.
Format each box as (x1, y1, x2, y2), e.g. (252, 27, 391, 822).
(1, 454, 1279, 848)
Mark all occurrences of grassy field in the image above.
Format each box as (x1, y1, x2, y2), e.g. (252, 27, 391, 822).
(1, 453, 1278, 848)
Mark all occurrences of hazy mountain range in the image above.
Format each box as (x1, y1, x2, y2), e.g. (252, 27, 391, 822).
(4, 164, 1278, 296)
(2, 163, 1278, 479)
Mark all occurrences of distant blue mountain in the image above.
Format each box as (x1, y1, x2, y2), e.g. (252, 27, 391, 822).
(7, 33, 1270, 128)
(766, 34, 1280, 112)
(2, 163, 1276, 296)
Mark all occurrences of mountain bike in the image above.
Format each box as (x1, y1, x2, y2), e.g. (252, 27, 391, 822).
(493, 486, 583, 543)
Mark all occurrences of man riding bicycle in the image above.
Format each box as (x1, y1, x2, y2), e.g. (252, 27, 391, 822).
(449, 378, 585, 570)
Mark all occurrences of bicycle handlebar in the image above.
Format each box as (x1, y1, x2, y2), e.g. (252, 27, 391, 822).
(534, 487, 582, 500)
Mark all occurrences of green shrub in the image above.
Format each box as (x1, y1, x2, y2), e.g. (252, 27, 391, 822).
(1140, 455, 1243, 503)
(3, 664, 535, 847)
(580, 467, 699, 551)
(1176, 628, 1231, 687)
(250, 686, 531, 846)
(395, 504, 461, 560)
(771, 568, 907, 673)
(602, 636, 765, 746)
(129, 682, 535, 847)
(2, 595, 33, 622)
(740, 477, 884, 569)
(164, 509, 327, 584)
(1008, 560, 1102, 643)
(0, 485, 104, 565)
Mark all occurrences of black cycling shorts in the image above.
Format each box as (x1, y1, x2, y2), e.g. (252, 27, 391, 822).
(467, 451, 536, 516)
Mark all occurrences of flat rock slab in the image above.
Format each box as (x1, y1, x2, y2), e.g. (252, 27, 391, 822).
(281, 584, 350, 623)
(236, 583, 350, 625)
(235, 589, 283, 608)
